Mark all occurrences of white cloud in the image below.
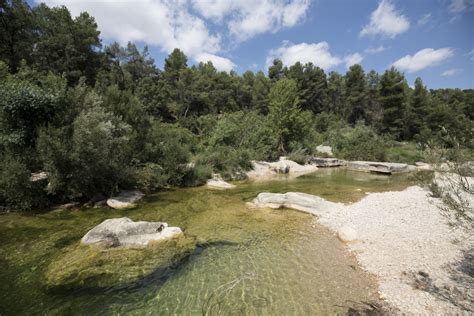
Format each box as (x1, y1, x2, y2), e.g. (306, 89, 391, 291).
(226, 0, 310, 41)
(392, 48, 454, 73)
(36, 0, 310, 71)
(441, 68, 462, 76)
(360, 0, 410, 38)
(364, 45, 387, 54)
(449, 0, 474, 13)
(417, 13, 431, 25)
(468, 50, 474, 62)
(344, 53, 363, 68)
(266, 42, 342, 70)
(37, 0, 226, 64)
(195, 53, 236, 72)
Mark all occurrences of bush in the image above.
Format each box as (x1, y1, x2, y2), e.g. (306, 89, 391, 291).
(38, 95, 132, 200)
(287, 148, 310, 165)
(0, 154, 47, 211)
(327, 122, 386, 161)
(134, 163, 169, 193)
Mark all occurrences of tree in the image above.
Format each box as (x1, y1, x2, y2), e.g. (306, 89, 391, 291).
(345, 64, 368, 124)
(407, 77, 430, 138)
(327, 71, 345, 115)
(379, 67, 408, 138)
(38, 93, 131, 200)
(268, 59, 284, 81)
(32, 4, 102, 84)
(365, 70, 382, 129)
(286, 62, 328, 114)
(268, 78, 301, 154)
(0, 0, 35, 72)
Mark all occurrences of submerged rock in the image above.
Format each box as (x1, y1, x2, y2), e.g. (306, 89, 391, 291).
(347, 161, 411, 174)
(206, 174, 236, 189)
(45, 234, 196, 290)
(106, 190, 144, 209)
(81, 217, 182, 247)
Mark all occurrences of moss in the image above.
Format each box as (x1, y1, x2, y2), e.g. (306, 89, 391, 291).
(44, 235, 196, 290)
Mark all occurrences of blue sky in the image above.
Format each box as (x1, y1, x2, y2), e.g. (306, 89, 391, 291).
(32, 0, 473, 89)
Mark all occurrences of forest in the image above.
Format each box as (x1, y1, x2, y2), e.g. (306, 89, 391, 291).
(1, 0, 473, 211)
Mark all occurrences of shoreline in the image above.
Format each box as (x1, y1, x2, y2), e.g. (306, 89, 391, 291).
(251, 185, 473, 314)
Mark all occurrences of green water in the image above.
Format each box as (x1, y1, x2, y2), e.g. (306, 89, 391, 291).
(0, 169, 418, 315)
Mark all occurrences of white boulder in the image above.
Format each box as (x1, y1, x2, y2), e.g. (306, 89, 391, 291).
(81, 217, 182, 247)
(107, 190, 144, 209)
(316, 145, 333, 157)
(337, 225, 358, 242)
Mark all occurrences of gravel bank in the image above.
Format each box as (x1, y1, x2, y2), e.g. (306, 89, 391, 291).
(253, 186, 473, 314)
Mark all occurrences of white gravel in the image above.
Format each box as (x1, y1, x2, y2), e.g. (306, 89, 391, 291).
(252, 186, 473, 314)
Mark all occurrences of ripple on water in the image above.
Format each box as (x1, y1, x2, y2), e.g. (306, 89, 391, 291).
(0, 168, 419, 314)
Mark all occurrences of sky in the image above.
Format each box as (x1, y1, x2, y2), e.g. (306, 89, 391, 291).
(31, 0, 474, 89)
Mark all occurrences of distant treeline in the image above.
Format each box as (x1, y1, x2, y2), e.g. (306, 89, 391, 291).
(0, 0, 472, 211)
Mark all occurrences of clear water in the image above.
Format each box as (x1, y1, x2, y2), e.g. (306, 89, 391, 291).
(0, 169, 418, 315)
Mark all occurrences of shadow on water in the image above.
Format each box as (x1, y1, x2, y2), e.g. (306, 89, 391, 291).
(47, 240, 241, 298)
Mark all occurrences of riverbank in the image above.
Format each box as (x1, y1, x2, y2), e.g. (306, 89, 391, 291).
(251, 186, 473, 314)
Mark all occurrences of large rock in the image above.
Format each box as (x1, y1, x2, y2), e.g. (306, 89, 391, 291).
(347, 161, 410, 174)
(107, 190, 144, 209)
(316, 145, 333, 157)
(249, 192, 338, 216)
(246, 157, 318, 180)
(310, 157, 347, 168)
(206, 174, 236, 189)
(81, 217, 182, 247)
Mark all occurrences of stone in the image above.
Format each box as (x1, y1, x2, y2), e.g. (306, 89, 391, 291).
(250, 192, 338, 216)
(415, 162, 433, 171)
(246, 157, 318, 180)
(206, 174, 236, 189)
(337, 225, 357, 242)
(106, 190, 144, 209)
(310, 157, 347, 167)
(316, 145, 333, 157)
(81, 217, 182, 247)
(60, 202, 80, 210)
(347, 161, 410, 174)
(30, 171, 48, 182)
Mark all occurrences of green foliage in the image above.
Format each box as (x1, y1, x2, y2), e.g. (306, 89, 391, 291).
(0, 77, 63, 150)
(268, 78, 305, 154)
(38, 96, 131, 200)
(0, 0, 472, 212)
(327, 122, 386, 161)
(345, 64, 368, 124)
(385, 142, 424, 164)
(379, 67, 408, 138)
(0, 153, 46, 211)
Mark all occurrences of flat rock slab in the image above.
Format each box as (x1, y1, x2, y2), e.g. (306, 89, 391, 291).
(81, 217, 182, 247)
(348, 161, 410, 174)
(107, 190, 144, 209)
(311, 157, 347, 167)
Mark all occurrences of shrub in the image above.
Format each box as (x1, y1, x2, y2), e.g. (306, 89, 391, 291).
(0, 154, 47, 211)
(327, 122, 386, 161)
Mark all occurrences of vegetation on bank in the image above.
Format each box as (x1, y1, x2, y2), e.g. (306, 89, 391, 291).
(0, 1, 472, 211)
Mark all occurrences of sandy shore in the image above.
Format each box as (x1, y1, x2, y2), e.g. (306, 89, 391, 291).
(252, 186, 473, 314)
